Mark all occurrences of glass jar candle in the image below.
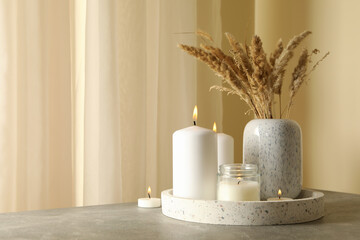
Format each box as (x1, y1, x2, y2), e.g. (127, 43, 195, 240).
(217, 163, 260, 201)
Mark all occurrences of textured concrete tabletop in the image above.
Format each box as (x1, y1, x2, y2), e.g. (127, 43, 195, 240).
(0, 190, 359, 240)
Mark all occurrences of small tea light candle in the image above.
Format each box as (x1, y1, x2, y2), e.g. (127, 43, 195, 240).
(138, 186, 161, 208)
(267, 189, 293, 201)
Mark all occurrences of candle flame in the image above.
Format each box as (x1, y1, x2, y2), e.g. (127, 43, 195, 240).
(147, 186, 151, 198)
(193, 105, 198, 122)
(213, 122, 217, 132)
(278, 189, 282, 198)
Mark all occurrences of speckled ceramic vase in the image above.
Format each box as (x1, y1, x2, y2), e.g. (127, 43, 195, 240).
(243, 119, 302, 200)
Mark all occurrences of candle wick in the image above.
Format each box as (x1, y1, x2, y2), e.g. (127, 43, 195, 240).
(278, 195, 281, 200)
(148, 193, 151, 199)
(237, 180, 241, 184)
(193, 121, 196, 126)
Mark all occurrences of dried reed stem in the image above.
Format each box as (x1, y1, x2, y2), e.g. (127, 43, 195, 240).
(270, 39, 284, 68)
(178, 30, 328, 119)
(197, 29, 214, 42)
(287, 50, 330, 116)
(272, 31, 312, 95)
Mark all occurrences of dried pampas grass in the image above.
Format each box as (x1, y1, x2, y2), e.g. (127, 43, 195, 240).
(179, 30, 329, 119)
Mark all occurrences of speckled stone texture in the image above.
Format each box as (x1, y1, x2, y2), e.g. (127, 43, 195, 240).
(243, 119, 302, 200)
(161, 189, 324, 225)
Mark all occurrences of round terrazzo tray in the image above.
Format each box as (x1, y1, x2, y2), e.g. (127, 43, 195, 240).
(161, 189, 324, 225)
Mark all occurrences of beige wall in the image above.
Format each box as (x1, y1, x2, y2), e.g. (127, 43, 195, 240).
(198, 0, 360, 194)
(255, 0, 360, 195)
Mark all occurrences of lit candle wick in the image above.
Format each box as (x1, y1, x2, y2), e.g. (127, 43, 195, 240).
(278, 189, 282, 199)
(193, 105, 198, 126)
(147, 186, 151, 199)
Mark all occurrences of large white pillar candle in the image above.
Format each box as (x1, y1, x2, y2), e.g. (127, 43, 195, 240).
(213, 122, 234, 169)
(172, 106, 218, 200)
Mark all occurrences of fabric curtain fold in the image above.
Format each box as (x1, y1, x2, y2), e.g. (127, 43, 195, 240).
(0, 0, 204, 212)
(0, 0, 73, 212)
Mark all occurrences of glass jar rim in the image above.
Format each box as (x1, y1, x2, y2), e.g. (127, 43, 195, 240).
(219, 163, 258, 177)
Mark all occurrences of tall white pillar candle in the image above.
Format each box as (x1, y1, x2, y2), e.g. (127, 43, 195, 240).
(213, 122, 234, 169)
(172, 106, 218, 200)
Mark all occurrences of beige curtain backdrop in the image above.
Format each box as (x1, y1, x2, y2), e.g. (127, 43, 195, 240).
(0, 0, 202, 212)
(0, 0, 73, 212)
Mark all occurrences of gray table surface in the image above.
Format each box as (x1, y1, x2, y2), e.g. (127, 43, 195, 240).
(0, 190, 359, 240)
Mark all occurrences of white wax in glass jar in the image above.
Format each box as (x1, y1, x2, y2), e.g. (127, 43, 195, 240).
(217, 180, 260, 201)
